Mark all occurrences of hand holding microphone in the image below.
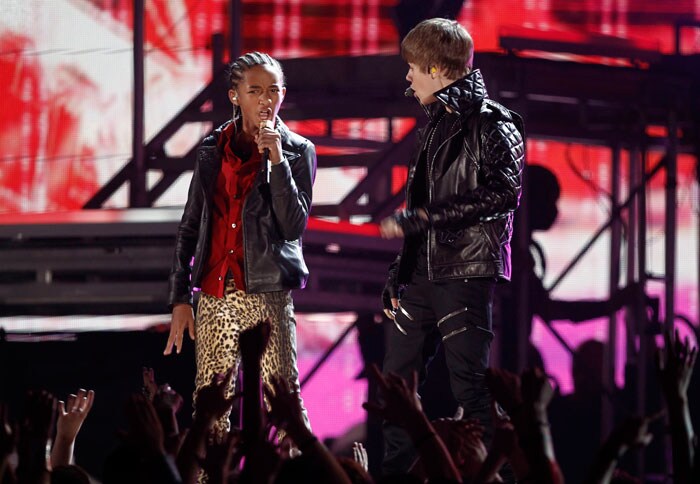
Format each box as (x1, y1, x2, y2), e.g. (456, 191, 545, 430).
(256, 119, 279, 183)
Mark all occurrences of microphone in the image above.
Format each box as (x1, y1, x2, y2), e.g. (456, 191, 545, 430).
(404, 87, 415, 97)
(259, 119, 274, 184)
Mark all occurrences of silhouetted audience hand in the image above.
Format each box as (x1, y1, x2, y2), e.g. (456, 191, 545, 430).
(141, 367, 184, 455)
(239, 319, 271, 363)
(125, 393, 165, 458)
(654, 328, 697, 484)
(433, 418, 488, 480)
(361, 365, 422, 429)
(176, 368, 236, 484)
(585, 413, 657, 484)
(265, 375, 307, 437)
(485, 368, 522, 414)
(656, 329, 697, 402)
(103, 393, 180, 484)
(614, 414, 656, 450)
(195, 369, 236, 427)
(363, 363, 460, 482)
(17, 390, 57, 484)
(521, 367, 554, 410)
(198, 429, 243, 484)
(51, 388, 95, 468)
(0, 402, 17, 484)
(475, 401, 531, 483)
(143, 368, 184, 456)
(486, 367, 563, 484)
(239, 322, 271, 447)
(266, 375, 350, 484)
(142, 367, 159, 402)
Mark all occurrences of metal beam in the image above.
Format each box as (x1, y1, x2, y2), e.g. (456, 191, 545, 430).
(130, 0, 146, 207)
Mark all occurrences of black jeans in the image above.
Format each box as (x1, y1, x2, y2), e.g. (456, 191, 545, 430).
(381, 271, 496, 475)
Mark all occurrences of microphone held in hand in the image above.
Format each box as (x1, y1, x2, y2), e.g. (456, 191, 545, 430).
(259, 120, 274, 183)
(404, 87, 415, 97)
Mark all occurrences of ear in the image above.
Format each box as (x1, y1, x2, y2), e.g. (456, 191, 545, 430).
(228, 89, 238, 105)
(280, 86, 287, 101)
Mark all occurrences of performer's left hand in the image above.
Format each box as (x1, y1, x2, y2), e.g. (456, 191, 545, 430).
(255, 124, 283, 165)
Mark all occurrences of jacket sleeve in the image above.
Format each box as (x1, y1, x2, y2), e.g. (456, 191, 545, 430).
(426, 116, 524, 229)
(167, 151, 206, 308)
(268, 140, 317, 241)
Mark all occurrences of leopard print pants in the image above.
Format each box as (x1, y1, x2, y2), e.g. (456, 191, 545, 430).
(193, 279, 310, 442)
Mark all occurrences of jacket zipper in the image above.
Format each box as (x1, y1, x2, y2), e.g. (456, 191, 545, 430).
(425, 114, 444, 280)
(426, 114, 462, 281)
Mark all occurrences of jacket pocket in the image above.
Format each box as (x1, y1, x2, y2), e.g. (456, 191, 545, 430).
(436, 228, 465, 247)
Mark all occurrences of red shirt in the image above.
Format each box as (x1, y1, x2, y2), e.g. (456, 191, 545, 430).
(200, 123, 260, 297)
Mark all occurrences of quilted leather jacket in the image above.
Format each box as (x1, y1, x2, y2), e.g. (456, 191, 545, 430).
(390, 69, 525, 288)
(168, 118, 316, 308)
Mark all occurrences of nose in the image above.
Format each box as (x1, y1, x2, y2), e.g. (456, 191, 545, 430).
(259, 94, 271, 105)
(405, 70, 412, 82)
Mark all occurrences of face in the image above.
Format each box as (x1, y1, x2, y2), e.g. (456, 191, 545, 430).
(229, 64, 286, 133)
(405, 62, 442, 105)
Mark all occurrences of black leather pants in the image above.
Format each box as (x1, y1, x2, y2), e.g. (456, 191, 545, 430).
(381, 272, 496, 476)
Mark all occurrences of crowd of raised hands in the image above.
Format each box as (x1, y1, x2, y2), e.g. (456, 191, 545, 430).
(0, 326, 696, 483)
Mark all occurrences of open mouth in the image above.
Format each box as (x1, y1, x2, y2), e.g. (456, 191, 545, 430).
(259, 110, 272, 121)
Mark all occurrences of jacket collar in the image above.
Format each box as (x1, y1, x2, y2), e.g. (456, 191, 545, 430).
(429, 69, 489, 118)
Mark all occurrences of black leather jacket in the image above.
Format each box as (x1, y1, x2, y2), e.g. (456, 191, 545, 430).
(168, 118, 316, 308)
(388, 69, 525, 292)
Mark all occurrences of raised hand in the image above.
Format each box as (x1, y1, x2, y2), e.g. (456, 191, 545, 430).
(199, 429, 243, 484)
(485, 368, 522, 414)
(521, 367, 554, 409)
(124, 393, 165, 457)
(20, 390, 56, 444)
(154, 384, 184, 416)
(51, 388, 95, 467)
(655, 328, 698, 402)
(361, 364, 422, 428)
(608, 414, 656, 451)
(363, 365, 461, 482)
(164, 303, 195, 355)
(264, 374, 305, 434)
(141, 367, 183, 418)
(177, 371, 236, 484)
(17, 391, 57, 482)
(239, 320, 271, 363)
(142, 367, 158, 401)
(585, 412, 659, 484)
(491, 420, 518, 457)
(195, 368, 236, 426)
(433, 418, 488, 478)
(352, 442, 368, 472)
(56, 389, 95, 444)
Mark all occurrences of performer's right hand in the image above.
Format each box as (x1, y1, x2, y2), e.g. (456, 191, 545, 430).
(164, 303, 195, 355)
(383, 298, 399, 321)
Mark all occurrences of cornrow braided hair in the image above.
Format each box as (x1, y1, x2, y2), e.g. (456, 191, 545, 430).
(227, 51, 285, 90)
